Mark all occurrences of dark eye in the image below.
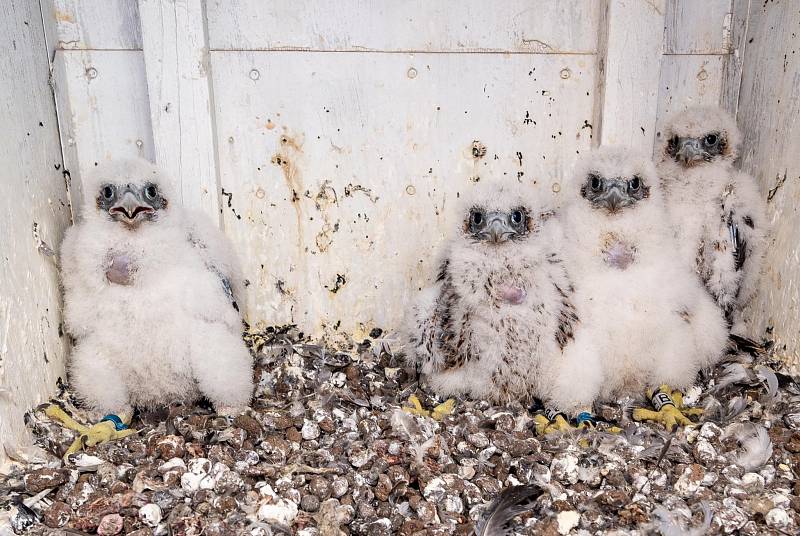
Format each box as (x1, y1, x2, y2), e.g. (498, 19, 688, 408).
(101, 185, 114, 200)
(144, 184, 158, 200)
(511, 210, 524, 224)
(704, 134, 718, 146)
(629, 176, 641, 192)
(471, 210, 483, 226)
(590, 175, 602, 192)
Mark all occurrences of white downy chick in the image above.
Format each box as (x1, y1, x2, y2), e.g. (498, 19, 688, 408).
(404, 180, 578, 404)
(550, 147, 728, 413)
(60, 158, 253, 416)
(658, 106, 768, 337)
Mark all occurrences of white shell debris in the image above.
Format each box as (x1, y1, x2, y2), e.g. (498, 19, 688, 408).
(5, 325, 798, 534)
(557, 510, 581, 535)
(139, 503, 162, 526)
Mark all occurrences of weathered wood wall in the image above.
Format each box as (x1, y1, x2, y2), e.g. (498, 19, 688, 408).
(0, 0, 71, 467)
(42, 0, 739, 342)
(736, 0, 800, 373)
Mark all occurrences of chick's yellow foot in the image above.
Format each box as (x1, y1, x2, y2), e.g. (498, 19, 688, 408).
(533, 410, 596, 435)
(533, 414, 573, 435)
(45, 405, 137, 459)
(632, 385, 703, 431)
(402, 395, 455, 421)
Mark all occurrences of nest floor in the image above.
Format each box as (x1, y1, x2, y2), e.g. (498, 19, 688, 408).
(1, 326, 799, 535)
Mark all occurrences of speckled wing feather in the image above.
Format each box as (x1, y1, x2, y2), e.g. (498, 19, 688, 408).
(473, 484, 542, 536)
(548, 254, 579, 350)
(727, 210, 747, 272)
(435, 259, 475, 370)
(188, 233, 239, 312)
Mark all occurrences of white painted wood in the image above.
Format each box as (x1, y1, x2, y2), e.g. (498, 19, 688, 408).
(596, 0, 667, 152)
(36, 0, 775, 348)
(653, 54, 725, 155)
(42, 0, 142, 50)
(735, 0, 800, 372)
(139, 0, 221, 223)
(0, 0, 71, 468)
(721, 0, 751, 115)
(664, 0, 733, 54)
(207, 0, 602, 53)
(52, 50, 154, 215)
(211, 51, 596, 336)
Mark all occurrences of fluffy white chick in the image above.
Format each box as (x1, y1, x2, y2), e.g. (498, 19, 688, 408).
(552, 147, 728, 430)
(658, 106, 768, 337)
(405, 180, 578, 405)
(60, 158, 253, 418)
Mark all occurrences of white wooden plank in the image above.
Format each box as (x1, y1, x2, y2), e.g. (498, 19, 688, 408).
(208, 0, 602, 53)
(139, 0, 221, 223)
(211, 51, 597, 336)
(735, 1, 800, 371)
(596, 0, 667, 152)
(721, 0, 751, 114)
(654, 54, 725, 156)
(42, 0, 142, 50)
(53, 50, 154, 214)
(664, 0, 733, 54)
(0, 0, 71, 467)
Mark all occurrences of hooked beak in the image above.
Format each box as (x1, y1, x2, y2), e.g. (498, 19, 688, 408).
(676, 138, 705, 164)
(604, 187, 625, 212)
(486, 215, 516, 244)
(109, 191, 154, 222)
(593, 181, 629, 213)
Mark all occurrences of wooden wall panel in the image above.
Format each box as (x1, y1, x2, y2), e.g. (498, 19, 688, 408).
(207, 0, 602, 53)
(0, 0, 71, 467)
(735, 0, 800, 371)
(210, 51, 596, 335)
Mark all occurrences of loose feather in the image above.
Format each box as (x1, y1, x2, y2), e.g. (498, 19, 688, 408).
(409, 436, 437, 469)
(389, 409, 420, 439)
(704, 395, 749, 425)
(473, 484, 543, 536)
(755, 365, 780, 400)
(710, 363, 752, 393)
(729, 423, 773, 470)
(652, 502, 712, 536)
(728, 334, 766, 357)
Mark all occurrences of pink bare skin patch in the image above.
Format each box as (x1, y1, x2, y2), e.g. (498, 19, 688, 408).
(106, 254, 136, 285)
(499, 285, 527, 305)
(603, 240, 636, 270)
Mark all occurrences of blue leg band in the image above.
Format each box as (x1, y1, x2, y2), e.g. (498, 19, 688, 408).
(575, 412, 595, 425)
(100, 414, 129, 431)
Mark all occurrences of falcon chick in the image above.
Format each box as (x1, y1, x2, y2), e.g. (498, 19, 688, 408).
(404, 180, 578, 405)
(547, 147, 728, 430)
(60, 158, 253, 421)
(658, 106, 768, 338)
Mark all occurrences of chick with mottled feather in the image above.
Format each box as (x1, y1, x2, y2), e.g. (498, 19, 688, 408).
(60, 158, 253, 419)
(405, 180, 577, 404)
(658, 106, 768, 338)
(546, 147, 728, 430)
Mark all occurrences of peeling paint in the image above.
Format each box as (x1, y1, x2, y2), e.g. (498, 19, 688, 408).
(344, 183, 378, 203)
(271, 132, 306, 253)
(325, 273, 347, 294)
